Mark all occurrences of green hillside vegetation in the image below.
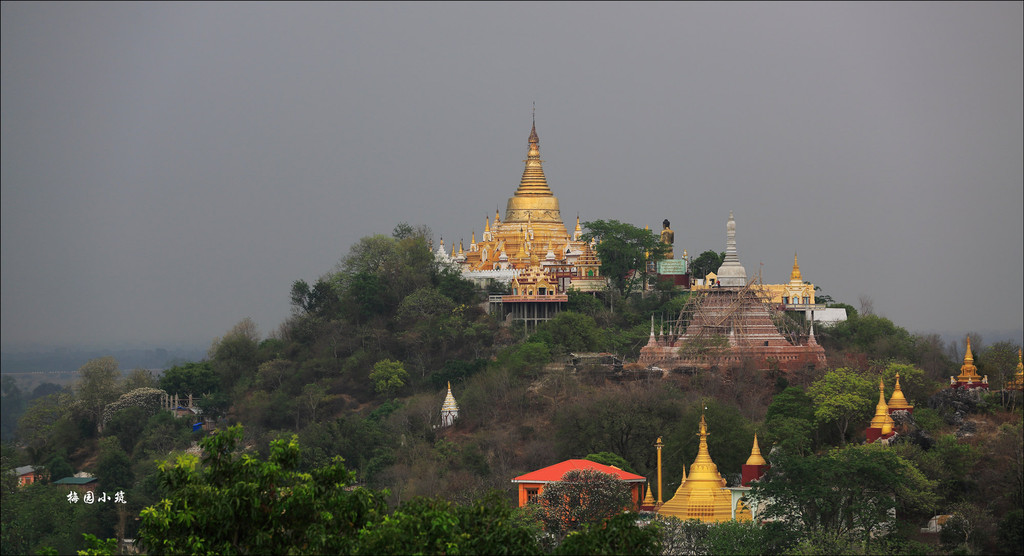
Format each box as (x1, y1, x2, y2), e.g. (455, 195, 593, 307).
(2, 222, 1021, 555)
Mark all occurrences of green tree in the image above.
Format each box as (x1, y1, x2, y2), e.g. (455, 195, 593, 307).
(689, 250, 725, 282)
(584, 452, 636, 473)
(763, 387, 820, 456)
(704, 520, 797, 555)
(806, 368, 875, 445)
(553, 513, 661, 556)
(1, 376, 27, 441)
(158, 361, 219, 397)
(208, 318, 260, 391)
(370, 359, 408, 397)
(0, 482, 85, 555)
(539, 469, 632, 536)
(94, 437, 133, 492)
(45, 455, 74, 482)
(978, 340, 1023, 391)
(881, 362, 927, 409)
(137, 425, 386, 555)
(940, 502, 991, 554)
(751, 444, 937, 553)
(76, 357, 122, 425)
(537, 311, 604, 354)
(582, 219, 668, 297)
(820, 313, 916, 362)
(16, 392, 72, 464)
(356, 491, 540, 555)
(122, 369, 157, 391)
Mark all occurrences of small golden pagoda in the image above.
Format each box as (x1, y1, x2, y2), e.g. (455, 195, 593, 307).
(866, 379, 896, 443)
(640, 482, 657, 511)
(741, 433, 770, 486)
(887, 373, 914, 413)
(658, 415, 734, 522)
(744, 434, 767, 467)
(1007, 350, 1024, 391)
(952, 336, 984, 387)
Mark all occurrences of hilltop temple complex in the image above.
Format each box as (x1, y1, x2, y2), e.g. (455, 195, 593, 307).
(638, 213, 827, 373)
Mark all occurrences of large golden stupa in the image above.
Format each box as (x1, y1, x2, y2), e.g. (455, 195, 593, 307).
(440, 118, 605, 292)
(657, 414, 735, 522)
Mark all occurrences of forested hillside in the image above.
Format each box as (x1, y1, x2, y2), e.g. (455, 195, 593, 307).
(2, 223, 1021, 555)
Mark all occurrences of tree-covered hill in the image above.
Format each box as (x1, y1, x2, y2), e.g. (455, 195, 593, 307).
(3, 222, 1021, 555)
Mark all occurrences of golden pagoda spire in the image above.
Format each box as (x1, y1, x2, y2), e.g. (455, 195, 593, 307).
(484, 218, 490, 232)
(745, 433, 767, 466)
(887, 373, 913, 411)
(790, 252, 802, 282)
(506, 116, 561, 224)
(955, 336, 983, 383)
(870, 379, 895, 430)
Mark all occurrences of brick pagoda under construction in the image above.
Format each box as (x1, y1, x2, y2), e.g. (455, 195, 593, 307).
(638, 213, 826, 373)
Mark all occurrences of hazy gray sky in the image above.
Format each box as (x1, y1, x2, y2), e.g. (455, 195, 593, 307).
(2, 2, 1022, 351)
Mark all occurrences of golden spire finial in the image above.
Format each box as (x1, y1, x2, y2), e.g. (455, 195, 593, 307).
(790, 252, 802, 282)
(964, 337, 974, 364)
(484, 217, 490, 232)
(745, 433, 767, 466)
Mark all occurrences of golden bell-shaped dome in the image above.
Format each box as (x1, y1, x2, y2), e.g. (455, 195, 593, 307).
(745, 433, 767, 466)
(887, 373, 913, 411)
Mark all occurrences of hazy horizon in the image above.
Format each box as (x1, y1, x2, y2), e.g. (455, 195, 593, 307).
(3, 3, 1022, 352)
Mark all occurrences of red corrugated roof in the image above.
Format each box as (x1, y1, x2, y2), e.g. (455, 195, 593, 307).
(512, 459, 646, 483)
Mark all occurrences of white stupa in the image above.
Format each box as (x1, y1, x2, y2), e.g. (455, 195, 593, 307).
(440, 381, 459, 427)
(715, 211, 748, 288)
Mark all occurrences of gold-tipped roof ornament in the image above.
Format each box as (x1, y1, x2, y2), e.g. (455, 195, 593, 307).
(790, 252, 802, 282)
